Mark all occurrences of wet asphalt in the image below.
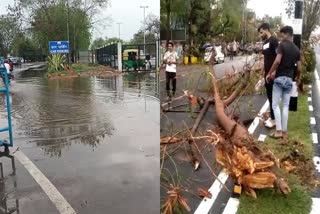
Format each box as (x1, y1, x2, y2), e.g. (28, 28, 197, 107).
(311, 45, 320, 198)
(0, 69, 160, 213)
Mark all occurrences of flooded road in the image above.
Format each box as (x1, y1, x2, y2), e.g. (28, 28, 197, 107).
(0, 68, 160, 213)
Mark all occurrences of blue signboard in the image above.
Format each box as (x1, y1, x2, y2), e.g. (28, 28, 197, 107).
(49, 41, 69, 54)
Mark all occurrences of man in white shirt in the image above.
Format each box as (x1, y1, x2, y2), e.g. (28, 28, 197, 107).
(4, 60, 10, 74)
(162, 41, 179, 101)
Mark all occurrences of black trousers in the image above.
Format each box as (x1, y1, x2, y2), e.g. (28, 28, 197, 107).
(265, 79, 275, 120)
(165, 71, 176, 97)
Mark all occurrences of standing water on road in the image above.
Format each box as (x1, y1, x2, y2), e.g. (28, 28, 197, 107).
(0, 68, 160, 213)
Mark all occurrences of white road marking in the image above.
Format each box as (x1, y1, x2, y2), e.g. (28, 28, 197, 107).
(221, 104, 269, 214)
(194, 171, 229, 214)
(310, 117, 316, 125)
(313, 156, 320, 173)
(248, 100, 269, 134)
(309, 105, 314, 112)
(314, 69, 320, 95)
(222, 198, 240, 214)
(312, 133, 318, 144)
(308, 97, 312, 102)
(14, 149, 76, 214)
(194, 100, 269, 214)
(309, 73, 320, 214)
(314, 69, 319, 80)
(311, 198, 320, 214)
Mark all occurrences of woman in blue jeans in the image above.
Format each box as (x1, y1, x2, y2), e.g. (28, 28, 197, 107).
(266, 26, 301, 140)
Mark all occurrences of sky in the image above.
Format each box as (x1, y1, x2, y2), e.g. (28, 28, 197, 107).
(247, 0, 320, 34)
(0, 0, 160, 41)
(93, 0, 160, 41)
(0, 0, 318, 40)
(247, 0, 289, 23)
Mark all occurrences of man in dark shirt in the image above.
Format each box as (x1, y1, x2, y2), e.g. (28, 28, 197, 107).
(258, 23, 279, 128)
(266, 26, 301, 140)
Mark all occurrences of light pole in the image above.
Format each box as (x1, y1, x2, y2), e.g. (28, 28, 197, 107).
(289, 0, 303, 112)
(140, 5, 149, 54)
(242, 0, 248, 45)
(66, 0, 70, 64)
(116, 22, 122, 41)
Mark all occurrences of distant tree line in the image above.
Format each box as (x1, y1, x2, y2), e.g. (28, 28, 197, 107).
(0, 0, 109, 61)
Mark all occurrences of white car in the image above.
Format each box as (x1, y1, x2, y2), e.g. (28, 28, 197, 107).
(214, 46, 225, 64)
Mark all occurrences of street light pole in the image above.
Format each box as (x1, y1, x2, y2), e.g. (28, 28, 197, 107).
(116, 22, 122, 41)
(243, 0, 247, 45)
(140, 5, 149, 54)
(289, 0, 303, 112)
(66, 0, 70, 64)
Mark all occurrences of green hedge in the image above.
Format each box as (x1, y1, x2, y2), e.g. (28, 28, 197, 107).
(301, 42, 316, 85)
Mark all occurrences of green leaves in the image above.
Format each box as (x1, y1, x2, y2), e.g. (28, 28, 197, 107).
(48, 54, 67, 73)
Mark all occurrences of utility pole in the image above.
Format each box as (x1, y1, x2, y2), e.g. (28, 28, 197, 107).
(140, 5, 149, 54)
(243, 0, 247, 45)
(289, 0, 303, 112)
(66, 0, 70, 64)
(293, 0, 303, 49)
(116, 22, 122, 41)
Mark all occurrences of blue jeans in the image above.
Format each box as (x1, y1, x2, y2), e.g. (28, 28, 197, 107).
(272, 76, 293, 132)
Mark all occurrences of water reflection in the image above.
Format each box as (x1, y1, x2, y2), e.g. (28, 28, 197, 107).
(0, 69, 159, 158)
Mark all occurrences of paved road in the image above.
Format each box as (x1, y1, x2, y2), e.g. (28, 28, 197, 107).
(311, 45, 320, 198)
(160, 55, 257, 104)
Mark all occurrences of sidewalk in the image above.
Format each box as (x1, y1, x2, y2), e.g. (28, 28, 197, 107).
(13, 62, 47, 74)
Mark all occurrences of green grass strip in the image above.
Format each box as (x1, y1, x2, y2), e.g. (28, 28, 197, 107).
(238, 94, 313, 214)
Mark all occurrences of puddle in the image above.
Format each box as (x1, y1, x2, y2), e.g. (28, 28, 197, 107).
(0, 68, 159, 157)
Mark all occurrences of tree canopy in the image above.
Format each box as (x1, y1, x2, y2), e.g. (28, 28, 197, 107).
(285, 0, 320, 40)
(91, 37, 124, 50)
(0, 15, 20, 57)
(129, 14, 160, 44)
(3, 0, 109, 60)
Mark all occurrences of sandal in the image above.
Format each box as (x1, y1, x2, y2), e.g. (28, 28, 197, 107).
(270, 132, 283, 139)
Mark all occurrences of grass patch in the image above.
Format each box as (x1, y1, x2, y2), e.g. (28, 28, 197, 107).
(71, 63, 99, 73)
(264, 93, 313, 160)
(238, 93, 313, 214)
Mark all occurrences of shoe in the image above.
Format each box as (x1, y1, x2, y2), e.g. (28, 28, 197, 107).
(166, 96, 172, 102)
(269, 131, 283, 139)
(264, 118, 276, 128)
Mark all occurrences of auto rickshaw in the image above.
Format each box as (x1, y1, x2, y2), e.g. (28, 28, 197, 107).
(123, 49, 145, 71)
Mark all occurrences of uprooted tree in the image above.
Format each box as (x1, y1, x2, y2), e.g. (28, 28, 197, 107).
(210, 66, 291, 198)
(161, 54, 292, 207)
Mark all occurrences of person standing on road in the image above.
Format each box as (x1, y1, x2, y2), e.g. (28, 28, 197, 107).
(162, 41, 179, 101)
(232, 40, 237, 58)
(228, 42, 234, 60)
(258, 23, 279, 128)
(266, 26, 301, 140)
